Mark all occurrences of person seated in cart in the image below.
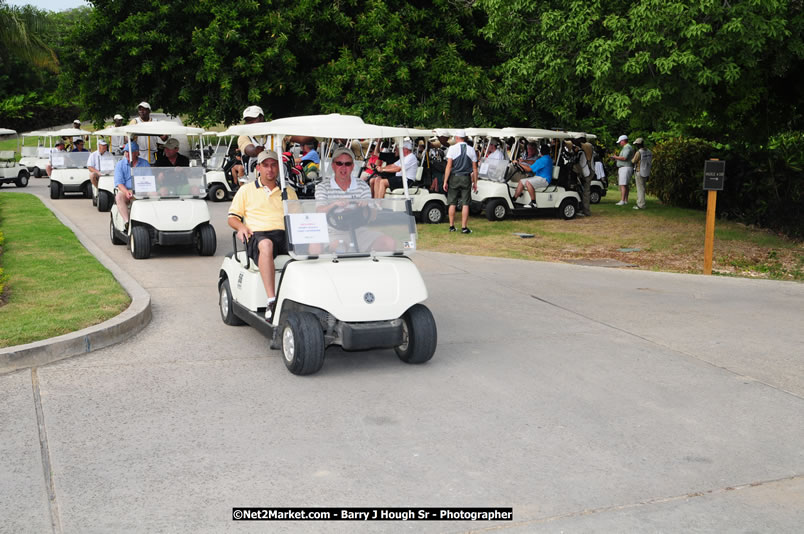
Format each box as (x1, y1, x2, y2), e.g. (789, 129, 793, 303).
(71, 138, 89, 152)
(511, 145, 553, 207)
(227, 149, 298, 322)
(114, 141, 150, 228)
(45, 139, 67, 176)
(87, 139, 110, 188)
(313, 147, 396, 253)
(370, 140, 418, 198)
(154, 138, 189, 167)
(486, 138, 506, 160)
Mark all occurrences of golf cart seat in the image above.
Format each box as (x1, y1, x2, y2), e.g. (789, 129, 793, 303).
(388, 166, 424, 195)
(233, 250, 292, 273)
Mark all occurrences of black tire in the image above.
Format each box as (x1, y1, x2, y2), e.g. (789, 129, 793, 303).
(15, 170, 29, 188)
(92, 193, 97, 206)
(98, 191, 112, 212)
(208, 184, 227, 202)
(558, 198, 578, 220)
(110, 218, 124, 245)
(420, 201, 445, 224)
(485, 198, 508, 221)
(33, 167, 41, 178)
(590, 187, 602, 204)
(281, 312, 325, 375)
(130, 225, 151, 259)
(219, 279, 245, 326)
(195, 223, 217, 256)
(82, 181, 93, 199)
(396, 304, 437, 364)
(49, 181, 62, 199)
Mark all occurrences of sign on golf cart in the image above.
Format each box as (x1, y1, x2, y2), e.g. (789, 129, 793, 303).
(703, 160, 726, 191)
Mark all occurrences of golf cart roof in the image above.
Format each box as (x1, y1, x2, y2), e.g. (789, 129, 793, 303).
(50, 127, 93, 137)
(94, 126, 126, 136)
(0, 128, 17, 135)
(465, 128, 508, 138)
(120, 123, 204, 136)
(563, 131, 597, 140)
(219, 114, 413, 140)
(22, 130, 49, 137)
(500, 127, 574, 139)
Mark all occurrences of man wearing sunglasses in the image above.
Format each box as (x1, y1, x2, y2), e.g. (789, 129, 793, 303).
(228, 149, 298, 321)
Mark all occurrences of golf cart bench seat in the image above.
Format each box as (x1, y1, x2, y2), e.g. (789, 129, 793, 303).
(234, 251, 292, 272)
(387, 167, 425, 195)
(0, 151, 16, 165)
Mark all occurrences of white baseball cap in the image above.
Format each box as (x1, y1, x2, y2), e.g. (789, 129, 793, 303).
(617, 134, 628, 143)
(113, 114, 124, 120)
(402, 140, 414, 150)
(453, 129, 467, 138)
(137, 101, 151, 110)
(243, 105, 264, 119)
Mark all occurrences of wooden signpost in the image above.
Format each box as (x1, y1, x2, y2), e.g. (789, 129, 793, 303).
(702, 160, 725, 275)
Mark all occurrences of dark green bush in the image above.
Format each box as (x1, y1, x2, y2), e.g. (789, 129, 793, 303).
(648, 137, 714, 209)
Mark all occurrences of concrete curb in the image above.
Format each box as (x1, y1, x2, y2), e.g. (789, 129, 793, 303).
(0, 192, 151, 374)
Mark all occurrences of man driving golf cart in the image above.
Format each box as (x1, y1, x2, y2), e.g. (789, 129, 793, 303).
(114, 141, 150, 228)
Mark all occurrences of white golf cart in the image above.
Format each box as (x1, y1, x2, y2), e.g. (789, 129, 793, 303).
(47, 128, 94, 199)
(0, 128, 30, 188)
(109, 123, 215, 259)
(565, 131, 607, 204)
(217, 114, 437, 375)
(90, 127, 126, 211)
(18, 131, 52, 178)
(469, 127, 581, 220)
(203, 132, 240, 202)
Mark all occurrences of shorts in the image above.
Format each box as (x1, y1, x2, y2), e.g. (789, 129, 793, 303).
(387, 176, 413, 190)
(618, 167, 634, 186)
(247, 230, 287, 264)
(446, 174, 472, 206)
(524, 176, 549, 189)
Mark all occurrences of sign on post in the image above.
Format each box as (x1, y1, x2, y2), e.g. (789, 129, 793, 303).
(703, 160, 725, 191)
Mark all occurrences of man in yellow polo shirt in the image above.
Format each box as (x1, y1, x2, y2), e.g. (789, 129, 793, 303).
(228, 149, 298, 321)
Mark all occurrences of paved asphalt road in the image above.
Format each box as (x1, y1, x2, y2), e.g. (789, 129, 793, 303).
(2, 177, 803, 533)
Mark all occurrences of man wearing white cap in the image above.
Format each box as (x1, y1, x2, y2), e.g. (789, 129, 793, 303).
(87, 139, 110, 189)
(610, 134, 634, 205)
(129, 102, 166, 164)
(443, 129, 478, 234)
(111, 114, 126, 154)
(228, 149, 298, 321)
(371, 139, 418, 198)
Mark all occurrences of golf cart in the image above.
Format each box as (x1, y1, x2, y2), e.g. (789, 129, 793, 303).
(0, 129, 30, 188)
(204, 132, 241, 202)
(18, 131, 51, 178)
(47, 128, 94, 199)
(87, 128, 124, 211)
(217, 114, 437, 375)
(109, 123, 215, 259)
(469, 127, 581, 220)
(565, 131, 607, 203)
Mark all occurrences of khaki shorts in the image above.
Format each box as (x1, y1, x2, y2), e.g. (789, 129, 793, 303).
(446, 174, 471, 206)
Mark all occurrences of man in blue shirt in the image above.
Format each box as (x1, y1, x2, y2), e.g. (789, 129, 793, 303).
(512, 145, 553, 207)
(297, 140, 320, 165)
(114, 141, 150, 226)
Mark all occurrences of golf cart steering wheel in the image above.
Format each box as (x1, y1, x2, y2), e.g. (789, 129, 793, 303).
(326, 203, 372, 231)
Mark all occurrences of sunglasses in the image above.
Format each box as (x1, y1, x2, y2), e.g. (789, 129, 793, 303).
(333, 161, 353, 167)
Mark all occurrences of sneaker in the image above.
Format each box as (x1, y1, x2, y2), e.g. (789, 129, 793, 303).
(615, 201, 626, 206)
(529, 201, 537, 208)
(461, 227, 472, 234)
(576, 212, 586, 217)
(449, 226, 456, 232)
(633, 205, 643, 210)
(264, 299, 276, 321)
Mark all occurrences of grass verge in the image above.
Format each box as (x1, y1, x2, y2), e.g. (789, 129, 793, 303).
(417, 193, 803, 281)
(0, 192, 131, 347)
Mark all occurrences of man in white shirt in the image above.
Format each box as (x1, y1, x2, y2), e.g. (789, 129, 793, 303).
(443, 130, 478, 233)
(87, 139, 110, 188)
(111, 114, 126, 155)
(372, 140, 418, 198)
(486, 138, 506, 160)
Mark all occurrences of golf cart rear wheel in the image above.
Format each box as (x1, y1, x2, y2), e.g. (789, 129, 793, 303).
(130, 226, 151, 259)
(485, 199, 508, 221)
(195, 223, 217, 256)
(281, 312, 325, 376)
(110, 218, 124, 245)
(558, 198, 578, 220)
(49, 181, 62, 199)
(82, 181, 93, 199)
(421, 201, 445, 224)
(590, 187, 602, 204)
(33, 167, 41, 178)
(396, 304, 437, 364)
(208, 184, 227, 202)
(219, 279, 245, 326)
(15, 170, 29, 187)
(98, 191, 112, 212)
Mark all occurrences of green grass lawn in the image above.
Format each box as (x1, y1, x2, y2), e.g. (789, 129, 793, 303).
(418, 192, 803, 280)
(0, 192, 130, 347)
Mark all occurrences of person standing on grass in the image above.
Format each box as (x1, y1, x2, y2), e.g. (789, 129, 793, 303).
(443, 130, 478, 234)
(631, 138, 652, 210)
(610, 135, 634, 205)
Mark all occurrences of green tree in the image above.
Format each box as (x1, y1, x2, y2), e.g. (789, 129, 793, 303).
(0, 1, 58, 72)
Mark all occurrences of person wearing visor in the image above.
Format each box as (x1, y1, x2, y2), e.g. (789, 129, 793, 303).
(114, 141, 151, 228)
(228, 149, 298, 322)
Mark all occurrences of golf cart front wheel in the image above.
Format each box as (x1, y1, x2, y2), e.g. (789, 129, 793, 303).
(82, 181, 93, 199)
(281, 312, 325, 376)
(396, 304, 437, 364)
(590, 187, 602, 204)
(33, 167, 41, 178)
(219, 279, 245, 326)
(130, 225, 151, 259)
(208, 184, 227, 202)
(49, 181, 62, 199)
(195, 223, 217, 256)
(110, 218, 124, 245)
(98, 191, 112, 212)
(15, 171, 29, 187)
(485, 199, 508, 221)
(558, 198, 578, 220)
(421, 201, 445, 224)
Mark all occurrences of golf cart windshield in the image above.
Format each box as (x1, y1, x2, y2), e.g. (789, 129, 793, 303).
(130, 166, 207, 199)
(50, 152, 90, 169)
(478, 158, 508, 182)
(98, 154, 123, 174)
(285, 197, 417, 260)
